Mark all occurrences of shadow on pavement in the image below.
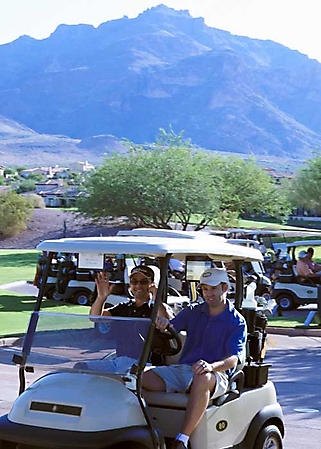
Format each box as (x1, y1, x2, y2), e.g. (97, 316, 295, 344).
(267, 346, 321, 418)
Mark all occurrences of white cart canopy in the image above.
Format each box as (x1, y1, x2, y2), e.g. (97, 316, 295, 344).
(37, 235, 263, 264)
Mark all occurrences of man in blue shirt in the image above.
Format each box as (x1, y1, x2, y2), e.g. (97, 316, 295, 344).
(142, 267, 247, 449)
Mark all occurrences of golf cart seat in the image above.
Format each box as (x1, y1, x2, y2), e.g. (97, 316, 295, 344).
(144, 331, 245, 409)
(143, 370, 244, 410)
(292, 264, 319, 286)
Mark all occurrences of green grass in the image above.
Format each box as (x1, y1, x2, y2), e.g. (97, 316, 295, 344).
(267, 316, 305, 328)
(0, 249, 38, 285)
(267, 315, 320, 328)
(238, 219, 321, 231)
(0, 250, 89, 337)
(0, 291, 88, 337)
(188, 215, 321, 232)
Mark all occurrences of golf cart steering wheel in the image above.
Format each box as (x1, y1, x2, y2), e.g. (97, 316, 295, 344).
(152, 325, 182, 357)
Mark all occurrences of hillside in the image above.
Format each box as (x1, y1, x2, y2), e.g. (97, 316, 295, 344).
(1, 5, 321, 161)
(0, 209, 127, 249)
(0, 116, 126, 165)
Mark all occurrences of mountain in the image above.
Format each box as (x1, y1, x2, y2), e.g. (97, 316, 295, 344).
(0, 116, 125, 165)
(1, 4, 321, 162)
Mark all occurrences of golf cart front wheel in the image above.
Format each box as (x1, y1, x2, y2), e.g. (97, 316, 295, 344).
(254, 424, 283, 449)
(277, 294, 296, 310)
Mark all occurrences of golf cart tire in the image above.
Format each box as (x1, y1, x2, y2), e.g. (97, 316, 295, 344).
(254, 424, 283, 449)
(72, 289, 92, 306)
(276, 293, 296, 310)
(44, 287, 55, 300)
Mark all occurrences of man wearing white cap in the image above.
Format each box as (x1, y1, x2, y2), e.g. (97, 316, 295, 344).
(142, 267, 247, 449)
(296, 250, 321, 282)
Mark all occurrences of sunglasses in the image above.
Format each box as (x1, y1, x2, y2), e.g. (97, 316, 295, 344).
(130, 278, 150, 285)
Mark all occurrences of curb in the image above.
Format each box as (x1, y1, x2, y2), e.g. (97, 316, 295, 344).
(267, 326, 321, 337)
(0, 280, 29, 290)
(0, 337, 21, 347)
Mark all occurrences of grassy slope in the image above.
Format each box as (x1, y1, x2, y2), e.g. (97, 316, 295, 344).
(0, 291, 87, 337)
(0, 250, 88, 337)
(0, 250, 38, 285)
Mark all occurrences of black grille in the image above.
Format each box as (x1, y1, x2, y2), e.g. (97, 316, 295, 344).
(30, 401, 82, 416)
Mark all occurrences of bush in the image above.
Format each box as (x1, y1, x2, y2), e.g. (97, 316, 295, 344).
(0, 191, 34, 237)
(24, 193, 46, 209)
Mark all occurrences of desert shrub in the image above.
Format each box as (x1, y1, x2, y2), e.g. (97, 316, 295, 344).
(24, 194, 46, 208)
(0, 191, 34, 237)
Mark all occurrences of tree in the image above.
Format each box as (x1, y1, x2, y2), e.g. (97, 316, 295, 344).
(77, 131, 289, 229)
(15, 179, 37, 193)
(209, 156, 290, 225)
(287, 155, 321, 214)
(78, 134, 220, 230)
(0, 191, 34, 237)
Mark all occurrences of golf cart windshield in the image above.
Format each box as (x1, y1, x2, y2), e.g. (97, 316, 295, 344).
(16, 312, 152, 376)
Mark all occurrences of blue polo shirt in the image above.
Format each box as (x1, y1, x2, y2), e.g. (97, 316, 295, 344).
(171, 301, 247, 371)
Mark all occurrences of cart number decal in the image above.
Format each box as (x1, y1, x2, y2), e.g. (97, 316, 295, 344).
(216, 420, 228, 432)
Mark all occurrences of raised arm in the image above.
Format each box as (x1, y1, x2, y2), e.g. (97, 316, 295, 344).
(89, 272, 114, 317)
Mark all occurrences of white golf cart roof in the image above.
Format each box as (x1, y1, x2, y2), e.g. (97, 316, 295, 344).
(37, 236, 263, 262)
(229, 229, 321, 238)
(117, 228, 226, 241)
(227, 238, 260, 249)
(287, 239, 321, 248)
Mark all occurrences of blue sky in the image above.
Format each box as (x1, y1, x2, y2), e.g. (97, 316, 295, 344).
(1, 0, 320, 63)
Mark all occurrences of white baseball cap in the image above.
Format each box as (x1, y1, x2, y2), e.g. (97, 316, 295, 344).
(199, 267, 229, 287)
(298, 250, 308, 259)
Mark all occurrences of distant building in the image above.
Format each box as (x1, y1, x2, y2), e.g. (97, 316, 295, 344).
(35, 179, 63, 193)
(35, 179, 81, 207)
(70, 161, 95, 172)
(20, 166, 70, 179)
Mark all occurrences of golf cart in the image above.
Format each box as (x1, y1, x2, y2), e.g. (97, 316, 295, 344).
(0, 235, 284, 449)
(34, 251, 97, 306)
(226, 229, 320, 276)
(33, 252, 63, 300)
(227, 239, 272, 300)
(272, 239, 321, 311)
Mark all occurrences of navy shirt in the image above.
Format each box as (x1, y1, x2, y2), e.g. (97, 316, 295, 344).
(108, 299, 153, 318)
(171, 301, 247, 372)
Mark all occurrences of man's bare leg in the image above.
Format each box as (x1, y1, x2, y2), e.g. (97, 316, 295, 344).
(180, 373, 216, 436)
(142, 368, 166, 391)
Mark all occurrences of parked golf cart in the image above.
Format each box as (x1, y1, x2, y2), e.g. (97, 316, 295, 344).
(34, 251, 96, 305)
(0, 235, 284, 449)
(35, 252, 126, 307)
(33, 252, 62, 299)
(272, 239, 321, 310)
(227, 239, 272, 300)
(226, 229, 321, 276)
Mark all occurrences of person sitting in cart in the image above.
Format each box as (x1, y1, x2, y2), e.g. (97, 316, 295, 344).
(91, 265, 173, 319)
(76, 265, 173, 372)
(296, 250, 321, 281)
(142, 267, 247, 449)
(306, 247, 321, 273)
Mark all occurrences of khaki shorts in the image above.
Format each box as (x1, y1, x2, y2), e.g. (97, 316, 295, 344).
(152, 364, 229, 397)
